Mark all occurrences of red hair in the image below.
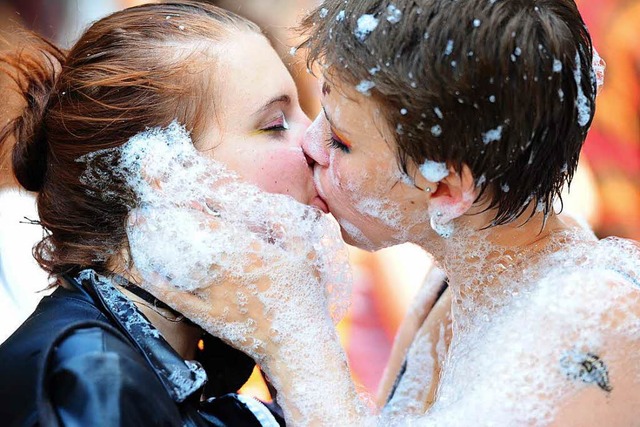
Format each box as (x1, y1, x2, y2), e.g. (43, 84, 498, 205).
(0, 1, 260, 277)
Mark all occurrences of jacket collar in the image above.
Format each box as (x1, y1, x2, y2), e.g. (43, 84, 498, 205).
(66, 269, 207, 403)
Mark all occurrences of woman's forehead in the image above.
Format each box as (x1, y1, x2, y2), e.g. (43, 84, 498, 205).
(213, 33, 297, 111)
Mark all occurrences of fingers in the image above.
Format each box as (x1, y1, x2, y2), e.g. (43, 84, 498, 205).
(137, 271, 217, 317)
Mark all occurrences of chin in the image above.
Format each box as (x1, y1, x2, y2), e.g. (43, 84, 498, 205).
(338, 222, 381, 252)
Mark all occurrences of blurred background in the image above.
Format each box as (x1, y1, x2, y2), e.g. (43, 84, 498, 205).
(0, 0, 638, 400)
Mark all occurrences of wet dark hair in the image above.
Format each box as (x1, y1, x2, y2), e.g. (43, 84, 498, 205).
(0, 1, 260, 277)
(301, 0, 597, 226)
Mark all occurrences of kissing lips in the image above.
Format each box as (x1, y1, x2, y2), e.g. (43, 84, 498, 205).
(311, 195, 329, 214)
(312, 167, 331, 214)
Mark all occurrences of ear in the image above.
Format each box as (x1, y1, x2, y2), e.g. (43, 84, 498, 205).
(426, 164, 478, 222)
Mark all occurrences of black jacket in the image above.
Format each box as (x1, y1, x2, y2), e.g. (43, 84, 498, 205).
(0, 269, 284, 426)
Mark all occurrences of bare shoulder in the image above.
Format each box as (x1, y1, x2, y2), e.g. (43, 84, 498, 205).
(533, 266, 640, 323)
(527, 267, 640, 425)
(433, 266, 640, 425)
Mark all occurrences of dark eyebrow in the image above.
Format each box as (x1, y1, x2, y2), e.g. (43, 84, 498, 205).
(254, 95, 291, 115)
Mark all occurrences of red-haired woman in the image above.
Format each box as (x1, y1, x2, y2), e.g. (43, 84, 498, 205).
(0, 2, 348, 425)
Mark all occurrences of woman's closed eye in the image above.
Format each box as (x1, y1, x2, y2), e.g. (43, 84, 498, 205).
(326, 131, 350, 153)
(262, 114, 290, 132)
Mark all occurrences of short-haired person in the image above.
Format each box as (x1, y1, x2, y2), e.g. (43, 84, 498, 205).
(161, 0, 640, 424)
(303, 0, 640, 424)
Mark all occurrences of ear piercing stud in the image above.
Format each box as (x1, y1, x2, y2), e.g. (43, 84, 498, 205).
(430, 210, 453, 238)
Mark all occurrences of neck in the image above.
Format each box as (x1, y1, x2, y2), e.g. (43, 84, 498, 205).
(108, 260, 203, 360)
(118, 286, 202, 359)
(420, 207, 595, 318)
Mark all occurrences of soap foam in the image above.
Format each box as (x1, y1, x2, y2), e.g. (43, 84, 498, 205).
(78, 122, 356, 424)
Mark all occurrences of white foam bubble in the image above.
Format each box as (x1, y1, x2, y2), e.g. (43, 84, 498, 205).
(356, 79, 376, 95)
(592, 47, 605, 92)
(401, 227, 640, 426)
(384, 329, 435, 416)
(79, 121, 357, 424)
(444, 40, 454, 56)
(482, 125, 503, 144)
(419, 160, 449, 182)
(386, 4, 402, 24)
(355, 14, 379, 41)
(338, 218, 376, 252)
(573, 51, 591, 127)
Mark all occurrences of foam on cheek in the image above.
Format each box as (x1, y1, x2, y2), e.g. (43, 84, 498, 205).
(395, 169, 415, 186)
(355, 197, 403, 231)
(328, 148, 370, 198)
(338, 154, 431, 246)
(338, 219, 377, 251)
(78, 121, 353, 325)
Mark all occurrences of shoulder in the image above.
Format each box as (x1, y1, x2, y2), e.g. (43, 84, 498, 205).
(48, 322, 167, 392)
(499, 267, 640, 425)
(51, 323, 143, 372)
(45, 324, 183, 426)
(531, 266, 640, 324)
(0, 286, 109, 372)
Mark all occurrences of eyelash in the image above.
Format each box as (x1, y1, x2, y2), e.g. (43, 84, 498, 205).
(326, 134, 350, 153)
(263, 115, 289, 133)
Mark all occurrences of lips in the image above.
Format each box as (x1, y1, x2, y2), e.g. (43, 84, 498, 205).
(312, 167, 331, 214)
(311, 195, 329, 214)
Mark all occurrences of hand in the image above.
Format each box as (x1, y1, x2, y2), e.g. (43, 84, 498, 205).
(127, 203, 335, 362)
(128, 201, 363, 425)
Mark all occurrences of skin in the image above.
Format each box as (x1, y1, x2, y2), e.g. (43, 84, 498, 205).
(304, 82, 434, 251)
(199, 31, 322, 212)
(122, 31, 322, 360)
(301, 77, 640, 424)
(121, 32, 363, 427)
(137, 66, 640, 426)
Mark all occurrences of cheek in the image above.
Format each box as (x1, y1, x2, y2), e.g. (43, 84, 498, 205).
(253, 146, 310, 195)
(326, 152, 389, 201)
(325, 152, 359, 199)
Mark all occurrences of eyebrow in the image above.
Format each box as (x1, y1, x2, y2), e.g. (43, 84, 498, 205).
(254, 95, 291, 115)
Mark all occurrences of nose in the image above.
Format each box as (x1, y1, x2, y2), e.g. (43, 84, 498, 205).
(302, 114, 330, 167)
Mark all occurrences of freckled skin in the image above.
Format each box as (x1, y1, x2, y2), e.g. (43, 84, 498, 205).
(196, 32, 319, 208)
